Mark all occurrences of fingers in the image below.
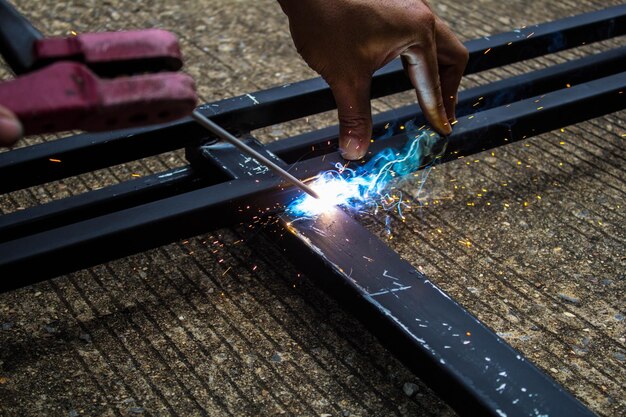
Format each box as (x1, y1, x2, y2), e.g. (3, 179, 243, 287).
(434, 17, 469, 123)
(438, 63, 462, 122)
(329, 76, 373, 160)
(402, 42, 451, 136)
(0, 105, 22, 147)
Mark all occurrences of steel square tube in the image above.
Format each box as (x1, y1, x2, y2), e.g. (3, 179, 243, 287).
(272, 207, 595, 416)
(268, 46, 626, 163)
(0, 166, 210, 243)
(0, 5, 624, 194)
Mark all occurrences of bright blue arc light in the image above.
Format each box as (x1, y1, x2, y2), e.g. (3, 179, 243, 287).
(287, 128, 441, 218)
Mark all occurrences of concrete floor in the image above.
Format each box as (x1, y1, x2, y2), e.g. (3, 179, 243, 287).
(0, 0, 624, 416)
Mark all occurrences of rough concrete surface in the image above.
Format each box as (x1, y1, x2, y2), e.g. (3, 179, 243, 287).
(0, 0, 624, 416)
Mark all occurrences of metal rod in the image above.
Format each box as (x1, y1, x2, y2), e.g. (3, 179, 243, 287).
(191, 110, 320, 199)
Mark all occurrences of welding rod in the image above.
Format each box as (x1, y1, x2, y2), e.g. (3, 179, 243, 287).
(192, 110, 320, 199)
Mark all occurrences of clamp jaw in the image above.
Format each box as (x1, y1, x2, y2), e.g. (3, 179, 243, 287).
(0, 0, 197, 135)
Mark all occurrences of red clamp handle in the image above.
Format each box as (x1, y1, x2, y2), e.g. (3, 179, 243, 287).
(0, 62, 197, 135)
(33, 29, 184, 75)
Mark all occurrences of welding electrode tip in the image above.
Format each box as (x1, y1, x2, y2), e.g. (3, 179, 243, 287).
(191, 110, 320, 199)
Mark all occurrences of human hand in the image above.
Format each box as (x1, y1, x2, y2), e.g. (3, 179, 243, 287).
(278, 0, 468, 160)
(0, 105, 22, 147)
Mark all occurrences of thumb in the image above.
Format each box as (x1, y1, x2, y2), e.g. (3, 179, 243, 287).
(0, 105, 22, 147)
(329, 76, 373, 160)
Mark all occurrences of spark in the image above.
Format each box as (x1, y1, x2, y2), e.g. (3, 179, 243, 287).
(287, 129, 441, 217)
(459, 239, 472, 248)
(49, 158, 62, 163)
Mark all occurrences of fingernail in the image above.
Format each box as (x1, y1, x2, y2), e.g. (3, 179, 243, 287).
(0, 117, 23, 146)
(340, 144, 367, 161)
(441, 121, 452, 135)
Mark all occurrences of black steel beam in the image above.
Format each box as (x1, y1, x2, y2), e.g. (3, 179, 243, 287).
(0, 0, 42, 75)
(0, 166, 216, 243)
(0, 71, 624, 290)
(2, 47, 622, 242)
(0, 5, 624, 193)
(463, 3, 626, 73)
(270, 46, 626, 163)
(271, 207, 594, 417)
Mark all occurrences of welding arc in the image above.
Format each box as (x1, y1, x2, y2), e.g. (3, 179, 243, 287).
(191, 110, 320, 200)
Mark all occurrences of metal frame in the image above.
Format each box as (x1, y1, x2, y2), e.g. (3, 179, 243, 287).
(0, 65, 624, 285)
(1, 5, 625, 416)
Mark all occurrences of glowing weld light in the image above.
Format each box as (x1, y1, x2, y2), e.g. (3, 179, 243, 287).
(287, 128, 442, 217)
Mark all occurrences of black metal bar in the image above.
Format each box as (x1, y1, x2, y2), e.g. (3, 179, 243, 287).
(0, 0, 42, 74)
(0, 166, 217, 243)
(463, 3, 626, 73)
(0, 71, 623, 290)
(0, 5, 624, 193)
(441, 72, 626, 163)
(269, 46, 626, 163)
(271, 207, 594, 417)
(1, 46, 623, 242)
